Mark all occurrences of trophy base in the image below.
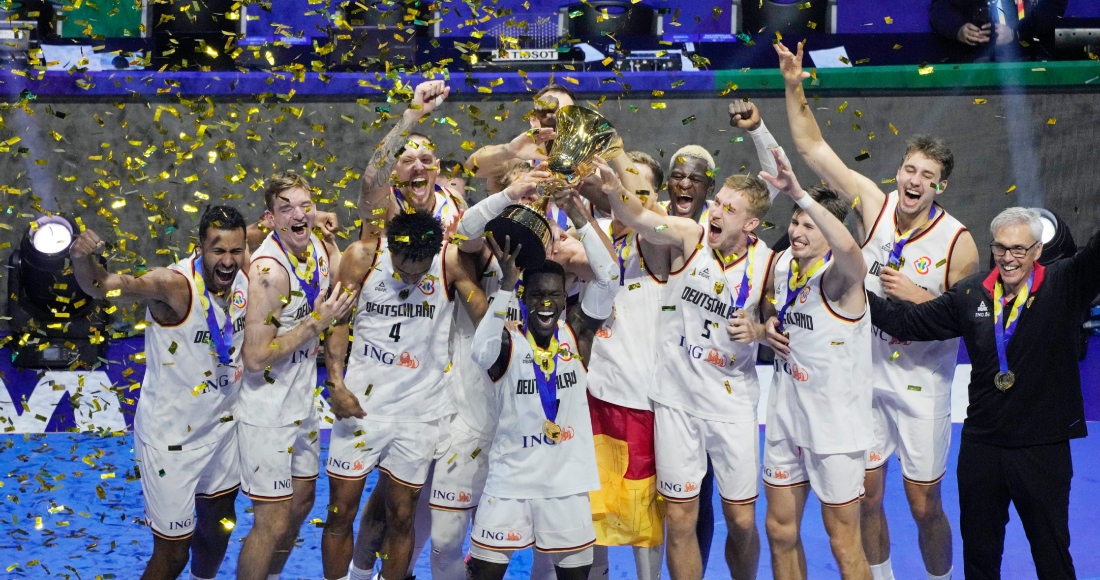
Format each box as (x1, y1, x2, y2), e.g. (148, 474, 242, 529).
(486, 206, 551, 271)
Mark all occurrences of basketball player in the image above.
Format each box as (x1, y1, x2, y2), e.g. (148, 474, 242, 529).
(583, 150, 665, 580)
(70, 206, 248, 580)
(466, 185, 620, 580)
(247, 210, 340, 256)
(321, 210, 489, 580)
(756, 150, 873, 579)
(776, 40, 978, 580)
(235, 173, 355, 579)
(357, 80, 463, 242)
(596, 147, 774, 580)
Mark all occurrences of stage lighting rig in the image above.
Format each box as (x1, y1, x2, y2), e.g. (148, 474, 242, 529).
(5, 215, 110, 369)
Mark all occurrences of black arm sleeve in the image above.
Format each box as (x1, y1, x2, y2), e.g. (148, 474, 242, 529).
(1064, 228, 1100, 309)
(930, 0, 974, 40)
(868, 290, 963, 342)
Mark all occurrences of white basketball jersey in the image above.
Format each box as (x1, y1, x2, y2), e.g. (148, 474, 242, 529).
(238, 233, 331, 427)
(137, 255, 247, 451)
(766, 251, 873, 454)
(448, 254, 520, 437)
(863, 193, 967, 419)
(650, 237, 773, 423)
(345, 246, 454, 422)
(483, 322, 600, 500)
(587, 231, 664, 410)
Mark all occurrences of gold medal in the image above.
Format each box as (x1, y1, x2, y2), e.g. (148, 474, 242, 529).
(543, 419, 562, 442)
(994, 371, 1015, 392)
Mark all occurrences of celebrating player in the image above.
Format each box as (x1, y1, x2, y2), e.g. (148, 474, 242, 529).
(466, 186, 619, 580)
(777, 39, 978, 580)
(71, 206, 249, 580)
(235, 173, 355, 579)
(758, 150, 873, 579)
(598, 149, 774, 580)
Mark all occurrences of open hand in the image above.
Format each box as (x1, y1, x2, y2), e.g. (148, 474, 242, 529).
(758, 149, 807, 203)
(487, 234, 522, 290)
(773, 40, 811, 87)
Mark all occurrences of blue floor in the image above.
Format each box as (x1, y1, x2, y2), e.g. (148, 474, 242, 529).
(2, 425, 1100, 578)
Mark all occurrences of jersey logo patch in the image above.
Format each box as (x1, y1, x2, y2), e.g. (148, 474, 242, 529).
(375, 281, 387, 292)
(418, 278, 436, 295)
(397, 352, 420, 368)
(704, 349, 726, 368)
(713, 281, 725, 295)
(232, 289, 246, 310)
(799, 286, 811, 304)
(595, 327, 612, 339)
(975, 302, 990, 318)
(557, 343, 574, 361)
(912, 256, 932, 275)
(319, 258, 329, 277)
(697, 268, 711, 280)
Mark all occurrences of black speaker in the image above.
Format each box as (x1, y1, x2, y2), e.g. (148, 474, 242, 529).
(566, 2, 656, 41)
(152, 0, 240, 70)
(324, 0, 430, 71)
(741, 0, 829, 36)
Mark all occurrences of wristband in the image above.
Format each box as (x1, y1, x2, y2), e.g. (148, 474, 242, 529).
(794, 194, 814, 209)
(489, 288, 515, 318)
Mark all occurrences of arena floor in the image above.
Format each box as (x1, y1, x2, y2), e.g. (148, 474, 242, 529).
(2, 425, 1099, 578)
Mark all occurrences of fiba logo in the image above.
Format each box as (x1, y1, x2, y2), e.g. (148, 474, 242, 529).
(319, 258, 329, 277)
(419, 277, 436, 295)
(913, 256, 932, 275)
(799, 285, 811, 304)
(232, 289, 246, 309)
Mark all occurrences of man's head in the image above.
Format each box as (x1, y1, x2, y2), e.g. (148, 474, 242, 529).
(386, 211, 444, 283)
(626, 150, 664, 196)
(522, 260, 567, 339)
(989, 207, 1043, 291)
(708, 175, 771, 252)
(197, 205, 248, 294)
(394, 133, 440, 209)
(788, 186, 848, 261)
(895, 136, 954, 218)
(531, 84, 576, 130)
(264, 171, 315, 254)
(666, 145, 716, 220)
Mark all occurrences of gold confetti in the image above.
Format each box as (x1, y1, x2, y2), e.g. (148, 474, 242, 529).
(884, 16, 894, 24)
(888, 351, 901, 361)
(918, 66, 934, 75)
(651, 103, 667, 109)
(1047, 118, 1057, 125)
(974, 98, 987, 104)
(1006, 184, 1017, 193)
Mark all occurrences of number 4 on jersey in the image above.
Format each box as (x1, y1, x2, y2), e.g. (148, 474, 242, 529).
(389, 322, 401, 342)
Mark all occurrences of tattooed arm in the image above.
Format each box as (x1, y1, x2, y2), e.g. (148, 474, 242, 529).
(358, 81, 451, 241)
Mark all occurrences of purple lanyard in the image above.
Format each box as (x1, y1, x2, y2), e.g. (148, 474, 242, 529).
(888, 204, 937, 268)
(194, 256, 233, 365)
(272, 232, 320, 308)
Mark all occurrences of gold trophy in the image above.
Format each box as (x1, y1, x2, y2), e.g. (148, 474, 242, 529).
(485, 105, 623, 270)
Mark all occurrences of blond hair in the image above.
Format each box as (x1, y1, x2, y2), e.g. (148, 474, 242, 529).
(264, 171, 312, 210)
(723, 174, 771, 219)
(669, 145, 715, 175)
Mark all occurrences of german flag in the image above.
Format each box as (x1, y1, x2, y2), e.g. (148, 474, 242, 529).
(588, 392, 664, 547)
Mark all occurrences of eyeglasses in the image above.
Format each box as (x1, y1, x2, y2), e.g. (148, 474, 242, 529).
(990, 240, 1039, 259)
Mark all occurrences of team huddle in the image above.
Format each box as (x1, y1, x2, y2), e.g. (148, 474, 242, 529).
(83, 42, 993, 580)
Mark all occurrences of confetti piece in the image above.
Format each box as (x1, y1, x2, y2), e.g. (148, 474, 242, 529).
(974, 98, 987, 104)
(651, 103, 667, 109)
(885, 16, 894, 24)
(936, 258, 948, 267)
(889, 123, 899, 135)
(907, 385, 922, 392)
(1006, 184, 1017, 193)
(893, 44, 902, 50)
(854, 150, 871, 161)
(918, 66, 934, 75)
(889, 351, 901, 361)
(682, 115, 696, 125)
(1047, 118, 1056, 125)
(221, 518, 235, 530)
(837, 101, 848, 113)
(654, 224, 668, 232)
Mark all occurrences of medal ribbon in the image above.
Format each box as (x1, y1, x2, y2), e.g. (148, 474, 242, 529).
(525, 329, 560, 425)
(393, 184, 450, 221)
(613, 232, 632, 287)
(719, 236, 757, 314)
(777, 252, 831, 331)
(992, 269, 1033, 377)
(193, 256, 234, 365)
(887, 204, 938, 268)
(272, 232, 320, 308)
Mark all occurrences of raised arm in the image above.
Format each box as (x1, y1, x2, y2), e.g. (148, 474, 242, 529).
(593, 157, 700, 256)
(729, 100, 791, 201)
(323, 240, 377, 419)
(446, 244, 490, 327)
(471, 236, 522, 382)
(454, 169, 546, 254)
(760, 149, 865, 308)
(775, 41, 885, 233)
(464, 128, 556, 177)
(69, 229, 191, 320)
(358, 81, 450, 240)
(241, 258, 354, 374)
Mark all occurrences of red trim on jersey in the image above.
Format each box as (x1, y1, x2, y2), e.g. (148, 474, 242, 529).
(756, 249, 778, 307)
(151, 527, 194, 541)
(379, 466, 425, 489)
(859, 194, 893, 249)
(636, 234, 665, 285)
(471, 538, 536, 552)
(441, 242, 455, 302)
(429, 503, 476, 512)
(942, 227, 967, 289)
(762, 479, 810, 490)
(657, 490, 701, 503)
(901, 203, 948, 245)
(821, 492, 865, 508)
(903, 471, 947, 486)
(819, 284, 865, 324)
(150, 268, 194, 328)
(668, 226, 706, 277)
(536, 538, 597, 553)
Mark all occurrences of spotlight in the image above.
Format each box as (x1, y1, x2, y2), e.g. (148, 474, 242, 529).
(1033, 208, 1075, 266)
(5, 214, 110, 369)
